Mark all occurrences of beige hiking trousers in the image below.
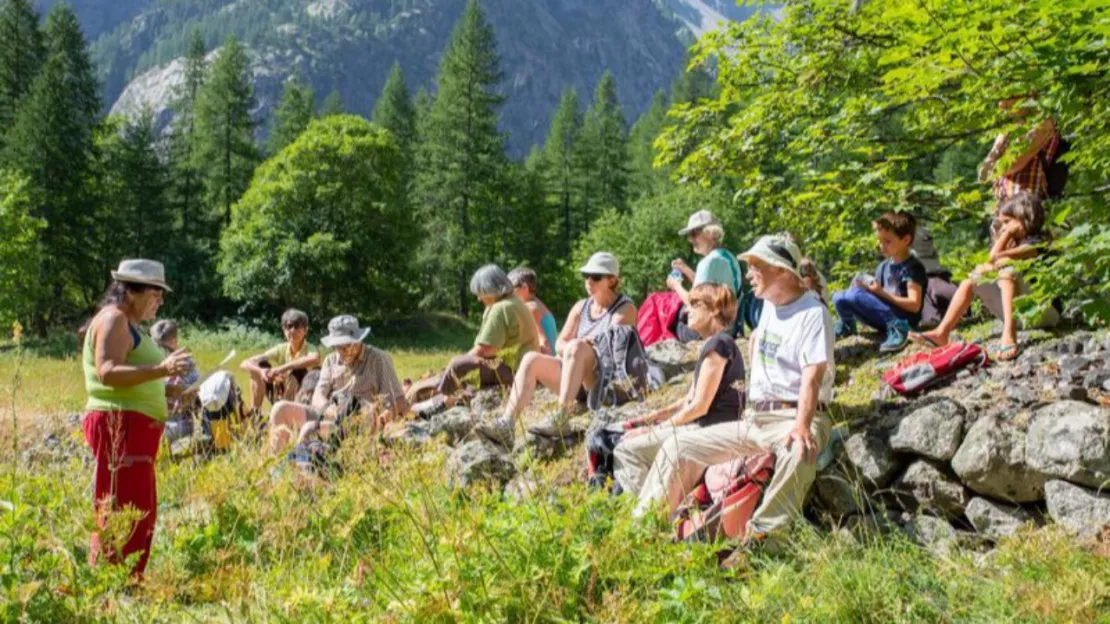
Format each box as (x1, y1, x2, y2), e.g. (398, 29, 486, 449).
(613, 409, 831, 535)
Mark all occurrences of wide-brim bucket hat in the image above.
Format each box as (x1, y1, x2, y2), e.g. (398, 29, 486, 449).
(111, 259, 172, 292)
(578, 252, 620, 276)
(321, 314, 371, 347)
(739, 235, 803, 279)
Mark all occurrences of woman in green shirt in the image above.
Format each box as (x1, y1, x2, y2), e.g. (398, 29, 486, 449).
(80, 259, 191, 577)
(408, 264, 539, 416)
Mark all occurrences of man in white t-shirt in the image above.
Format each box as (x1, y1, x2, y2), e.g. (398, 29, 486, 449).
(741, 234, 834, 536)
(617, 233, 834, 540)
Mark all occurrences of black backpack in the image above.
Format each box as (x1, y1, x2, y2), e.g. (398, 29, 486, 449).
(1042, 135, 1070, 199)
(586, 326, 659, 411)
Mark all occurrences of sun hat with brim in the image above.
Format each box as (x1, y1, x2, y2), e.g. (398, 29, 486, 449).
(579, 252, 620, 277)
(321, 314, 371, 348)
(739, 235, 803, 279)
(111, 259, 172, 292)
(678, 210, 719, 236)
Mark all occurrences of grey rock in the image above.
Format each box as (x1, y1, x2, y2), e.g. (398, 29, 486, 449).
(951, 414, 1045, 503)
(468, 389, 506, 418)
(813, 467, 863, 519)
(1058, 355, 1092, 380)
(1058, 339, 1085, 355)
(1005, 384, 1038, 407)
(965, 497, 1039, 540)
(1044, 480, 1110, 539)
(1054, 384, 1090, 402)
(646, 339, 699, 379)
(1009, 363, 1034, 379)
(448, 440, 517, 489)
(843, 511, 902, 538)
(892, 460, 970, 518)
(388, 420, 433, 446)
(524, 415, 591, 459)
(902, 514, 958, 554)
(889, 399, 965, 461)
(1083, 369, 1110, 390)
(504, 473, 543, 503)
(844, 429, 903, 488)
(429, 406, 477, 446)
(1026, 401, 1110, 489)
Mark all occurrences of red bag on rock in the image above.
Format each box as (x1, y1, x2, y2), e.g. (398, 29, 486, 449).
(883, 342, 990, 396)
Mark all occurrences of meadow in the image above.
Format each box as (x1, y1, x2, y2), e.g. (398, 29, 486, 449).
(2, 321, 1109, 622)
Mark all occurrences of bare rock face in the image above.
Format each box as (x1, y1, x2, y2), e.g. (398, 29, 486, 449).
(1026, 401, 1110, 490)
(965, 497, 1041, 540)
(951, 414, 1045, 503)
(889, 399, 965, 461)
(1044, 480, 1110, 539)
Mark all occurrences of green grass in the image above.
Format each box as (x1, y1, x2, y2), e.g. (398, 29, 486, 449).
(3, 322, 1109, 622)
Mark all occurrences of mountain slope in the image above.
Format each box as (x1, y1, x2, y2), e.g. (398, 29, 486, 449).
(77, 0, 726, 154)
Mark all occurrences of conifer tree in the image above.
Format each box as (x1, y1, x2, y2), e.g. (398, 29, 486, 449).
(541, 87, 580, 257)
(415, 0, 507, 315)
(628, 90, 669, 199)
(372, 62, 416, 158)
(0, 0, 45, 150)
(575, 70, 629, 223)
(267, 75, 314, 155)
(3, 4, 101, 330)
(193, 35, 257, 225)
(97, 112, 171, 260)
(320, 89, 344, 117)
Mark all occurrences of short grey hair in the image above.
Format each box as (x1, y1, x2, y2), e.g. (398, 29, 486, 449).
(702, 223, 725, 245)
(469, 264, 513, 299)
(150, 319, 178, 346)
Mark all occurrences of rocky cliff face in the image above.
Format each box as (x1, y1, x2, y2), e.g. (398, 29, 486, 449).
(41, 0, 764, 154)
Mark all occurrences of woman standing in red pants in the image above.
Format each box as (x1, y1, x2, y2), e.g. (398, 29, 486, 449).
(80, 259, 191, 577)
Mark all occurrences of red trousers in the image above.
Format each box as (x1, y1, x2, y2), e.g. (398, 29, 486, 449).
(83, 410, 164, 576)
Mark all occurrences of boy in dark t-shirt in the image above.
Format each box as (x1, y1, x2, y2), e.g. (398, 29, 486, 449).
(832, 212, 927, 352)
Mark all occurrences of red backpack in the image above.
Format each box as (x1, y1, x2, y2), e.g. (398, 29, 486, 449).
(882, 342, 990, 396)
(672, 453, 775, 543)
(636, 291, 685, 347)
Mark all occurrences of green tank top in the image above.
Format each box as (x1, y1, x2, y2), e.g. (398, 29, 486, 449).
(83, 318, 168, 422)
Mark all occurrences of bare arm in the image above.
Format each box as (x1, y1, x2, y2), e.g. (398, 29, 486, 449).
(468, 344, 498, 359)
(783, 362, 827, 464)
(272, 351, 322, 375)
(610, 301, 637, 327)
(869, 281, 924, 314)
(555, 301, 585, 356)
(93, 311, 184, 387)
(666, 352, 727, 426)
(525, 302, 551, 354)
(240, 352, 269, 374)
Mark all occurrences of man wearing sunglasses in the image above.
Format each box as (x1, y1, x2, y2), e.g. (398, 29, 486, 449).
(240, 308, 322, 415)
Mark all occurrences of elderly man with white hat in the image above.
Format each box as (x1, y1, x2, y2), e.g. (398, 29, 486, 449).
(268, 314, 407, 452)
(668, 210, 744, 341)
(615, 234, 834, 542)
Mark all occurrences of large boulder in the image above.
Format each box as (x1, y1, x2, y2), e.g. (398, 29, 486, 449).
(813, 466, 864, 519)
(965, 497, 1040, 540)
(430, 406, 478, 446)
(646, 340, 699, 379)
(1044, 480, 1110, 539)
(951, 414, 1045, 503)
(448, 440, 517, 489)
(844, 429, 903, 488)
(1026, 401, 1110, 489)
(901, 514, 958, 555)
(889, 399, 965, 461)
(892, 460, 970, 518)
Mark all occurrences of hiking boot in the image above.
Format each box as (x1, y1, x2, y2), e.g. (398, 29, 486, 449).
(833, 320, 855, 341)
(475, 416, 514, 448)
(880, 319, 912, 353)
(526, 411, 569, 438)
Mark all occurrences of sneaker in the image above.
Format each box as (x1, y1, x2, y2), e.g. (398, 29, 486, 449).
(475, 416, 514, 448)
(880, 319, 911, 353)
(526, 411, 568, 438)
(833, 320, 855, 341)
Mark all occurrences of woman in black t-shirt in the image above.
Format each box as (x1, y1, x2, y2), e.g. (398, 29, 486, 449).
(614, 283, 746, 510)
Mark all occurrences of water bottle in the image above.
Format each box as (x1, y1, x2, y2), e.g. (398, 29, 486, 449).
(669, 268, 682, 281)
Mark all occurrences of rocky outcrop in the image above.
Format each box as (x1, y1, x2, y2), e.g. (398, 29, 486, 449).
(1044, 480, 1110, 539)
(965, 497, 1040, 540)
(889, 399, 965, 461)
(951, 414, 1045, 503)
(1026, 401, 1110, 489)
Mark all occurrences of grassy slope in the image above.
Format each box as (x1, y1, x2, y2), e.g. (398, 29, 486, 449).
(2, 323, 1109, 622)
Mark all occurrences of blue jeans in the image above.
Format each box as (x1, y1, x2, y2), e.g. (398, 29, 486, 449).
(833, 287, 899, 334)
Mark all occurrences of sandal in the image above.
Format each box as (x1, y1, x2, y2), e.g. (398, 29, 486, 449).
(908, 332, 944, 348)
(992, 344, 1020, 362)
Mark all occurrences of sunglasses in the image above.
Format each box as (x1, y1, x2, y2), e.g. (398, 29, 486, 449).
(282, 323, 304, 330)
(582, 273, 608, 282)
